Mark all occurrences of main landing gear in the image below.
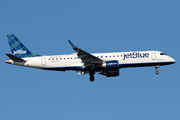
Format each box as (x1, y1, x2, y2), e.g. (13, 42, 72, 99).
(155, 65, 159, 75)
(89, 71, 95, 82)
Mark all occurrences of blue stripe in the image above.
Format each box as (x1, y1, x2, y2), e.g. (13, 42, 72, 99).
(42, 62, 175, 72)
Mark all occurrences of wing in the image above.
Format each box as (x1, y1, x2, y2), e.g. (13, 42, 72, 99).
(68, 40, 103, 68)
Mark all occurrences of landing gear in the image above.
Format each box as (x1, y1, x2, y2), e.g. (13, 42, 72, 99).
(90, 76, 95, 82)
(89, 70, 95, 82)
(155, 65, 159, 75)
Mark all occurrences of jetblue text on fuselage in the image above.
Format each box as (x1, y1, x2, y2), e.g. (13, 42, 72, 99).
(123, 52, 149, 60)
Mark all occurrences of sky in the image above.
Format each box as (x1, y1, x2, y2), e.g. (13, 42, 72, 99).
(0, 0, 180, 120)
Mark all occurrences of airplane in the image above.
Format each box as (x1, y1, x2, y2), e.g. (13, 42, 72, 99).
(5, 34, 176, 82)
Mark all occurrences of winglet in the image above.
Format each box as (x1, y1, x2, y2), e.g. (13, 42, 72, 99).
(68, 40, 78, 50)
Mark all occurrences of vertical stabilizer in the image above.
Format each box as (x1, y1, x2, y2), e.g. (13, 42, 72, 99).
(7, 34, 40, 58)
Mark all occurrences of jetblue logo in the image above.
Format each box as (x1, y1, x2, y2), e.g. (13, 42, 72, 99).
(123, 52, 149, 60)
(13, 50, 27, 54)
(108, 63, 117, 65)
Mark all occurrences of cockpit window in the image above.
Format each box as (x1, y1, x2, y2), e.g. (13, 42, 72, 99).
(160, 53, 167, 55)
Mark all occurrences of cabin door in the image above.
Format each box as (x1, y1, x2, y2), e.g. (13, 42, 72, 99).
(41, 58, 46, 66)
(151, 52, 156, 60)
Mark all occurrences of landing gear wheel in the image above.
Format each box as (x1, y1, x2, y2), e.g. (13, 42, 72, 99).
(89, 69, 95, 82)
(155, 65, 160, 75)
(90, 76, 95, 82)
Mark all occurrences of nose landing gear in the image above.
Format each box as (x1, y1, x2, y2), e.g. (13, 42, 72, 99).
(155, 71, 159, 74)
(155, 65, 159, 75)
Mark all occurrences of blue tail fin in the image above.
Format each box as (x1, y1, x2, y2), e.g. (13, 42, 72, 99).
(7, 34, 40, 58)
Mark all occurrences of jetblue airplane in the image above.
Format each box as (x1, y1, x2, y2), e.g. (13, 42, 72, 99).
(5, 34, 176, 82)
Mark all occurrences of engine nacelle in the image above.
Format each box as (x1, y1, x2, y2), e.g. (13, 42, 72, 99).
(101, 60, 119, 69)
(100, 60, 119, 77)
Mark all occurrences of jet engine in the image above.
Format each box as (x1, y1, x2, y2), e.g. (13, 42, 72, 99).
(100, 60, 119, 77)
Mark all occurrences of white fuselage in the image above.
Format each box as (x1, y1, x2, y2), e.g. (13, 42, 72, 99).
(7, 51, 175, 72)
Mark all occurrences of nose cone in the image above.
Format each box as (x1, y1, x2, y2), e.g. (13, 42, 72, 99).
(169, 57, 176, 64)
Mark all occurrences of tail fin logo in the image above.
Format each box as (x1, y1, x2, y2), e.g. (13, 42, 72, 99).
(7, 34, 41, 58)
(13, 50, 27, 55)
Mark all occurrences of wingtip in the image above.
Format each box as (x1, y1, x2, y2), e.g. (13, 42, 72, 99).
(68, 40, 78, 50)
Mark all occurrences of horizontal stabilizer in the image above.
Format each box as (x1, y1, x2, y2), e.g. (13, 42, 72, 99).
(6, 53, 26, 62)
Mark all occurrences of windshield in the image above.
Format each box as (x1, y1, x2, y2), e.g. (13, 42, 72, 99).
(160, 53, 167, 55)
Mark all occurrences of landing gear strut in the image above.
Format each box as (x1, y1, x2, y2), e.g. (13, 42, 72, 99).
(155, 65, 159, 75)
(89, 70, 95, 82)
